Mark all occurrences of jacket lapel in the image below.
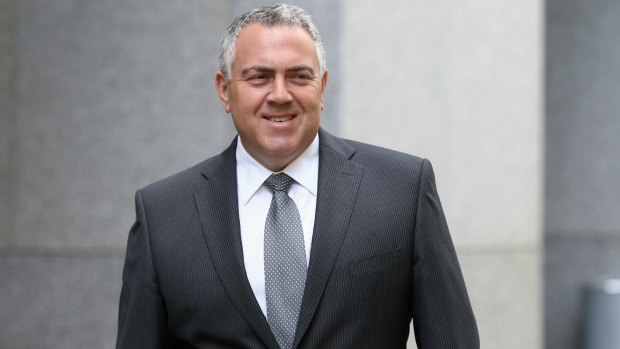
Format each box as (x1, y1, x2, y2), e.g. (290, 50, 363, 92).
(193, 139, 280, 349)
(293, 130, 364, 347)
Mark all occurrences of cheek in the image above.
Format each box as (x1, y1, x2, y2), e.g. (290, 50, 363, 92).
(231, 87, 265, 113)
(296, 89, 323, 109)
(305, 96, 324, 116)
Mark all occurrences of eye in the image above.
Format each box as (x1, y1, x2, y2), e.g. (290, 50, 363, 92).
(292, 74, 310, 80)
(247, 75, 269, 85)
(289, 74, 313, 84)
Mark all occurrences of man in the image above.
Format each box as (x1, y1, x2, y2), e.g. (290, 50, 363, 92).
(116, 4, 479, 349)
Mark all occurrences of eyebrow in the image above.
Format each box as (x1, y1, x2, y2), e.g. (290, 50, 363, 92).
(241, 66, 274, 77)
(288, 65, 316, 75)
(240, 65, 316, 77)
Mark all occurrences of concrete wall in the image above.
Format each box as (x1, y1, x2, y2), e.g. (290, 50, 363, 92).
(339, 1, 543, 348)
(0, 1, 233, 347)
(0, 0, 16, 250)
(545, 0, 620, 348)
(0, 0, 545, 347)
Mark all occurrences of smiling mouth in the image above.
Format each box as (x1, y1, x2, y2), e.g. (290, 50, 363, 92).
(263, 115, 296, 122)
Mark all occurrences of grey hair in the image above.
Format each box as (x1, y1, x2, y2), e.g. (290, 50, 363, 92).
(218, 4, 326, 80)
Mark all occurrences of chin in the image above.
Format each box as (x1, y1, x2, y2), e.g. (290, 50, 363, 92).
(265, 145, 299, 159)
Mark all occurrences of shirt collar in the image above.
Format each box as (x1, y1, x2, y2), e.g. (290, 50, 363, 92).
(236, 133, 319, 205)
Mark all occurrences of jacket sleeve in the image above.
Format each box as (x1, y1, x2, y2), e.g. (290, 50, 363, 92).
(411, 159, 480, 348)
(116, 190, 171, 349)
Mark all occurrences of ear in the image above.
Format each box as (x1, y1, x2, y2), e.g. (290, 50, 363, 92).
(320, 69, 328, 111)
(215, 71, 231, 113)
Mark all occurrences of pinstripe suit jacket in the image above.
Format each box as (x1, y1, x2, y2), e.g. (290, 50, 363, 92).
(116, 129, 479, 349)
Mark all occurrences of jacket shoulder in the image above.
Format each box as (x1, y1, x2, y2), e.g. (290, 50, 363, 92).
(338, 137, 427, 171)
(139, 140, 236, 198)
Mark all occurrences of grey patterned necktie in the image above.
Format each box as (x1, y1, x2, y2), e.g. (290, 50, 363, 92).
(263, 173, 307, 349)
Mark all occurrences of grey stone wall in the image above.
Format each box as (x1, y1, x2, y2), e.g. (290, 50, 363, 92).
(0, 0, 15, 249)
(11, 0, 234, 251)
(545, 0, 620, 348)
(1, 1, 236, 347)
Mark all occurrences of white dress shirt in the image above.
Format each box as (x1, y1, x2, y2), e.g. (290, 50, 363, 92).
(236, 134, 319, 316)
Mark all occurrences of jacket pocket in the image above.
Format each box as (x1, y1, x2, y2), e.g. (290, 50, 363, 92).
(348, 247, 400, 277)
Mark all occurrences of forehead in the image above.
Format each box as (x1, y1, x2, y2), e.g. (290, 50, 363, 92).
(232, 23, 319, 72)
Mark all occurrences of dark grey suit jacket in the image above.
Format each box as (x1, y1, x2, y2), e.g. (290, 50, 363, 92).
(116, 129, 479, 348)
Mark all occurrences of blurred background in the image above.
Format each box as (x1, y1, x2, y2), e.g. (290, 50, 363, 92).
(1, 0, 619, 348)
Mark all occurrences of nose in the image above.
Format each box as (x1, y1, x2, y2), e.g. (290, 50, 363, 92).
(267, 76, 293, 104)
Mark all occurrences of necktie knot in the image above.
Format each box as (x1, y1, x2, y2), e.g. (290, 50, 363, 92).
(264, 172, 294, 192)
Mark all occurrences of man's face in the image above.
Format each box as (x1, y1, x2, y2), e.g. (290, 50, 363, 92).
(216, 24, 328, 171)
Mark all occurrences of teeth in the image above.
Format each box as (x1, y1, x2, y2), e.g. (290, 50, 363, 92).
(268, 115, 293, 122)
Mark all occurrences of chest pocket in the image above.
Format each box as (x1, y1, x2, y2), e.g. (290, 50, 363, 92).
(348, 247, 400, 277)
